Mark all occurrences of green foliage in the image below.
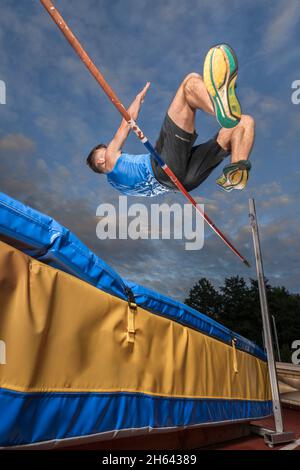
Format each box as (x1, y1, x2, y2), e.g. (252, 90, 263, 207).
(185, 277, 300, 364)
(185, 278, 221, 320)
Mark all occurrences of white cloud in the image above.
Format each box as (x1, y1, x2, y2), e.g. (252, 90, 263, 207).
(261, 194, 292, 209)
(264, 1, 300, 53)
(0, 133, 36, 153)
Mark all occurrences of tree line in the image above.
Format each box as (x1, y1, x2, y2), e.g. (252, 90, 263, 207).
(185, 276, 300, 362)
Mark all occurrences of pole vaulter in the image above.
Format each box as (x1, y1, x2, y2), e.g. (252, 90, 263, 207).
(39, 0, 250, 267)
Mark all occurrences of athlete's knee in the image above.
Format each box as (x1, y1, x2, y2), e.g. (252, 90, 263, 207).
(240, 114, 255, 130)
(183, 73, 203, 94)
(183, 72, 203, 83)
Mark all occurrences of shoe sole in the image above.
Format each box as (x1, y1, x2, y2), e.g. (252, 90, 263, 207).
(203, 44, 241, 128)
(217, 168, 249, 191)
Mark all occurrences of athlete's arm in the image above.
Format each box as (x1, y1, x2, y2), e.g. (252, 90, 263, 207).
(105, 82, 150, 165)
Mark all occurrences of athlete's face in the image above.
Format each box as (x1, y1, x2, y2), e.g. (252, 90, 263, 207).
(94, 147, 107, 172)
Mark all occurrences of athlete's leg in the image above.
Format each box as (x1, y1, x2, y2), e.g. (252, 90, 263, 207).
(181, 114, 255, 191)
(216, 114, 255, 163)
(167, 73, 214, 134)
(214, 114, 255, 191)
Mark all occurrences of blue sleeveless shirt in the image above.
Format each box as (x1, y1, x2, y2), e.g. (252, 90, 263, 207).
(106, 153, 170, 197)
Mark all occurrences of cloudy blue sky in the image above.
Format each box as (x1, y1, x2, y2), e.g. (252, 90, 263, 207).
(0, 0, 299, 301)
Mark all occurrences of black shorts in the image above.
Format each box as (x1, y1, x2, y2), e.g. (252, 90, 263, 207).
(151, 113, 230, 191)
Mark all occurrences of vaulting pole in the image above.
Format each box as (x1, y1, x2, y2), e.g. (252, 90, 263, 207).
(40, 0, 250, 267)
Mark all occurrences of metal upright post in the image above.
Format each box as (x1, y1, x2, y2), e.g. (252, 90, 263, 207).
(272, 315, 282, 363)
(248, 198, 295, 447)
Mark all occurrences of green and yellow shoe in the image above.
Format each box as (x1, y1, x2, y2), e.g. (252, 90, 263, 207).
(216, 160, 251, 192)
(203, 43, 241, 128)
